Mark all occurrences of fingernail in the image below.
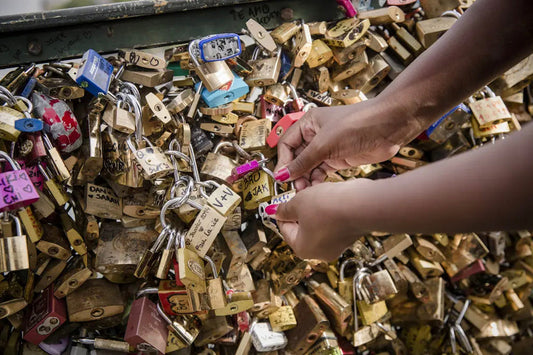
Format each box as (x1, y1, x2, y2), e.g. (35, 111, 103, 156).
(274, 167, 290, 182)
(265, 204, 279, 216)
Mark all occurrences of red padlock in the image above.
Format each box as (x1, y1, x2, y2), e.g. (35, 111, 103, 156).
(125, 297, 168, 354)
(266, 112, 305, 148)
(451, 259, 486, 283)
(158, 280, 201, 315)
(23, 286, 67, 345)
(31, 92, 82, 153)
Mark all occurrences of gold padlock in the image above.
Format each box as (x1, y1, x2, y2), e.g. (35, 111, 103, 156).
(66, 278, 124, 322)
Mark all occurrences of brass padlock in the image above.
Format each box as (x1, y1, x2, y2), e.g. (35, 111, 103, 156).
(0, 214, 29, 273)
(242, 169, 274, 210)
(83, 183, 123, 220)
(245, 49, 282, 87)
(66, 278, 124, 322)
(94, 222, 158, 283)
(53, 256, 92, 299)
(36, 224, 70, 261)
(200, 142, 238, 184)
(189, 44, 233, 92)
(101, 129, 144, 189)
(239, 119, 272, 153)
(307, 40, 334, 69)
(128, 136, 173, 180)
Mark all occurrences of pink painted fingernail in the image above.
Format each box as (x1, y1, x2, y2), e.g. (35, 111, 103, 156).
(274, 167, 290, 182)
(265, 204, 279, 216)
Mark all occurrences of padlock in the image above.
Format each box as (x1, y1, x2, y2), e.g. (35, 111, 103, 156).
(120, 48, 167, 69)
(184, 203, 227, 258)
(307, 40, 334, 69)
(246, 49, 282, 88)
(34, 258, 67, 293)
(83, 183, 123, 220)
(94, 222, 158, 283)
(158, 280, 202, 315)
(347, 54, 391, 93)
(101, 129, 143, 189)
(75, 49, 113, 97)
(469, 87, 513, 128)
(31, 92, 82, 153)
(0, 213, 29, 273)
(358, 6, 405, 25)
(239, 118, 272, 153)
(269, 305, 297, 332)
(250, 321, 288, 352)
(66, 278, 124, 322)
(292, 23, 313, 68)
(416, 15, 457, 48)
(0, 152, 39, 212)
(167, 89, 195, 114)
(353, 270, 389, 327)
(205, 182, 242, 217)
(17, 205, 42, 243)
(189, 40, 234, 92)
(285, 294, 329, 354)
(53, 256, 92, 299)
(271, 22, 300, 44)
(308, 279, 352, 335)
(195, 72, 249, 108)
(37, 163, 69, 207)
(323, 18, 370, 48)
(125, 296, 168, 354)
(176, 235, 207, 293)
(337, 259, 357, 305)
(23, 286, 67, 345)
(41, 134, 71, 182)
(241, 219, 268, 262)
(101, 96, 135, 134)
(246, 19, 277, 53)
(122, 67, 174, 87)
(200, 142, 238, 184)
(390, 23, 424, 56)
(59, 211, 87, 256)
(36, 77, 85, 100)
(242, 169, 274, 210)
(205, 256, 227, 311)
(0, 105, 24, 142)
(128, 136, 173, 180)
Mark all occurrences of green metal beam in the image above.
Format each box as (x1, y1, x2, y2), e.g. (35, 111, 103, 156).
(0, 0, 341, 69)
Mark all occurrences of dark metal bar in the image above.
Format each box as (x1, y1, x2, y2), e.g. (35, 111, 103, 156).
(0, 0, 340, 69)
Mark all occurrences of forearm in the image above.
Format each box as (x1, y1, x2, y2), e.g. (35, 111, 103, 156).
(378, 0, 533, 145)
(344, 123, 533, 234)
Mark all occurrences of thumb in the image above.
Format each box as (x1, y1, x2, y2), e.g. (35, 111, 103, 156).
(274, 198, 298, 222)
(277, 141, 325, 182)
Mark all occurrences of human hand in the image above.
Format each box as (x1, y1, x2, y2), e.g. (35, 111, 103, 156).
(274, 96, 417, 190)
(268, 179, 374, 261)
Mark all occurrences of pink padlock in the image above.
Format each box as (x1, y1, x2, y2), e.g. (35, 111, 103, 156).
(0, 152, 39, 212)
(228, 160, 261, 184)
(261, 96, 285, 123)
(31, 92, 82, 153)
(336, 0, 357, 17)
(17, 160, 45, 191)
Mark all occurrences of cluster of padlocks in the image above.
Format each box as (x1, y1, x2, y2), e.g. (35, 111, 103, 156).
(0, 0, 533, 354)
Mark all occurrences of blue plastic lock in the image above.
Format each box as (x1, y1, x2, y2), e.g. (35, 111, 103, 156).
(75, 49, 114, 97)
(14, 118, 43, 133)
(198, 33, 242, 63)
(195, 72, 249, 108)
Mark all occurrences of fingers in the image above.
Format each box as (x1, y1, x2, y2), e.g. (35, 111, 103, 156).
(275, 119, 306, 172)
(274, 198, 298, 222)
(281, 140, 325, 182)
(278, 221, 299, 246)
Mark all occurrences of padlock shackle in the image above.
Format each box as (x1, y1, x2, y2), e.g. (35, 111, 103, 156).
(0, 85, 17, 106)
(352, 269, 371, 333)
(0, 213, 22, 236)
(188, 40, 202, 68)
(0, 151, 20, 170)
(203, 255, 218, 279)
(135, 287, 158, 298)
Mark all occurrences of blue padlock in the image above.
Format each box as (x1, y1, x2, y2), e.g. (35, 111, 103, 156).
(14, 118, 43, 133)
(426, 103, 471, 144)
(279, 50, 292, 81)
(21, 77, 37, 98)
(195, 72, 249, 108)
(75, 49, 114, 97)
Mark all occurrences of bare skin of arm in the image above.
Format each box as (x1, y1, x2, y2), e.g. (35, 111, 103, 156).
(275, 0, 533, 189)
(275, 123, 533, 261)
(273, 0, 533, 261)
